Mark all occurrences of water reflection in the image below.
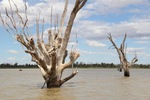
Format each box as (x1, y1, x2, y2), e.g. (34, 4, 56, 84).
(33, 87, 77, 100)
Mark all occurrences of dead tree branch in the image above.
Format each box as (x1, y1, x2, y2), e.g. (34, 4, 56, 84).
(108, 33, 138, 77)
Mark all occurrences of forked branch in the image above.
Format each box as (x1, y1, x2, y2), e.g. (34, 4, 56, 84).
(108, 33, 138, 71)
(60, 0, 87, 56)
(60, 70, 78, 85)
(1, 0, 87, 88)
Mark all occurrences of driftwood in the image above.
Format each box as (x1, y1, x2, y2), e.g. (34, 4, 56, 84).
(108, 33, 138, 77)
(0, 0, 87, 88)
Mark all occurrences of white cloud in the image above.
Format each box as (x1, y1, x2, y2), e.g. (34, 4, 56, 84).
(86, 0, 150, 15)
(8, 50, 18, 54)
(127, 47, 144, 52)
(1, 0, 149, 39)
(80, 50, 97, 55)
(74, 21, 108, 40)
(134, 40, 150, 44)
(79, 49, 112, 55)
(0, 0, 76, 27)
(126, 47, 145, 55)
(74, 16, 150, 41)
(68, 41, 77, 47)
(146, 54, 150, 57)
(86, 40, 106, 47)
(8, 56, 16, 61)
(0, 0, 150, 64)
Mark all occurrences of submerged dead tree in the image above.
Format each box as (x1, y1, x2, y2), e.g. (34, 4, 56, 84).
(0, 0, 87, 88)
(108, 33, 138, 77)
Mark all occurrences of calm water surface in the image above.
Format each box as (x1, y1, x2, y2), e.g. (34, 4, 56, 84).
(0, 69, 150, 100)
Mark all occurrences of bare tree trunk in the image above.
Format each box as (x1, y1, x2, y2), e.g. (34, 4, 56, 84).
(108, 33, 138, 77)
(0, 0, 87, 88)
(124, 68, 130, 77)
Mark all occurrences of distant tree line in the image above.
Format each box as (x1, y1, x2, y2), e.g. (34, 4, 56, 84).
(74, 62, 150, 69)
(0, 63, 38, 69)
(0, 62, 150, 69)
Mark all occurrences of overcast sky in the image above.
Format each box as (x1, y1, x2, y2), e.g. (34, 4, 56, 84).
(0, 0, 150, 64)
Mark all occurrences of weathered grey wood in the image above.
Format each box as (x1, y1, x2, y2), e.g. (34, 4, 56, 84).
(0, 0, 87, 88)
(108, 33, 138, 77)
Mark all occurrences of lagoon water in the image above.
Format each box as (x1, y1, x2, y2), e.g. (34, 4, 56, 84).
(0, 69, 150, 100)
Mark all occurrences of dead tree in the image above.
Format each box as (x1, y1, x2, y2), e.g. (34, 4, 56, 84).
(0, 0, 87, 88)
(108, 33, 138, 77)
